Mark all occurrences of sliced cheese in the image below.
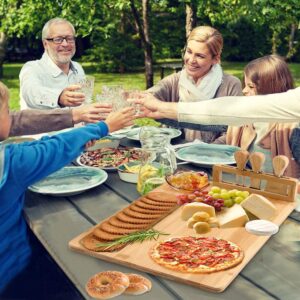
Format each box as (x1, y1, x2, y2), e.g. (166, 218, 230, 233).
(218, 204, 249, 228)
(181, 202, 215, 221)
(241, 194, 276, 220)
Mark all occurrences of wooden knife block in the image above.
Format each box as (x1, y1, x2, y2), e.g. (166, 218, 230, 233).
(212, 164, 298, 202)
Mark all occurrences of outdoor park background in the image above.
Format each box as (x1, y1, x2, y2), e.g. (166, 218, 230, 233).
(0, 0, 300, 110)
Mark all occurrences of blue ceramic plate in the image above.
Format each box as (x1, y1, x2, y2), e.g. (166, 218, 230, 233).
(28, 166, 108, 196)
(126, 127, 182, 141)
(175, 144, 240, 167)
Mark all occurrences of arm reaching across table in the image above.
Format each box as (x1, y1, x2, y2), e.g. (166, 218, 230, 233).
(137, 88, 300, 126)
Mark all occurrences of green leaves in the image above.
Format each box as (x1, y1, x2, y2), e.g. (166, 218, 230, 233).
(96, 228, 169, 250)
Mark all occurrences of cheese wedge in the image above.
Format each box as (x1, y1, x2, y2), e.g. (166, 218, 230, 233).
(181, 202, 215, 221)
(218, 205, 249, 228)
(241, 194, 276, 220)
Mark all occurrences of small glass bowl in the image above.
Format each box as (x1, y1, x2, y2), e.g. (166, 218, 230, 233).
(166, 170, 209, 192)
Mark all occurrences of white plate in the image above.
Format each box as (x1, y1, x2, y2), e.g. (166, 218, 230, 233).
(126, 127, 182, 141)
(175, 144, 240, 167)
(110, 126, 134, 138)
(28, 166, 108, 196)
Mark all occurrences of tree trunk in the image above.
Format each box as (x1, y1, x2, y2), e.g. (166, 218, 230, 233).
(286, 23, 297, 60)
(185, 1, 197, 39)
(0, 32, 6, 79)
(130, 0, 153, 89)
(271, 30, 279, 54)
(142, 0, 153, 88)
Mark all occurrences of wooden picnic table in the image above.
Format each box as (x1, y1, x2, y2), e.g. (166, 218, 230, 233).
(24, 138, 300, 300)
(159, 63, 182, 79)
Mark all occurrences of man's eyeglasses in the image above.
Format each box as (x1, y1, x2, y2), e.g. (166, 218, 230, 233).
(46, 36, 76, 44)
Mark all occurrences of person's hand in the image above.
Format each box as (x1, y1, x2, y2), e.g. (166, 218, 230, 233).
(128, 93, 166, 119)
(129, 93, 178, 120)
(58, 85, 85, 107)
(85, 140, 96, 150)
(72, 103, 112, 124)
(105, 107, 136, 132)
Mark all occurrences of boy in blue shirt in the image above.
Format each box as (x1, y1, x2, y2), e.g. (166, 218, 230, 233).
(0, 81, 135, 292)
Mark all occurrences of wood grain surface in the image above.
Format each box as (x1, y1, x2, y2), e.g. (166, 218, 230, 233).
(69, 182, 296, 293)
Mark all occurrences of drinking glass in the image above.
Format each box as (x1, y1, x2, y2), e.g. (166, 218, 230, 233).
(123, 90, 146, 116)
(101, 85, 124, 111)
(74, 75, 95, 104)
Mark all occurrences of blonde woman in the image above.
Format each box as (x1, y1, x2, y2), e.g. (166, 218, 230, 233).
(223, 55, 299, 177)
(148, 25, 242, 143)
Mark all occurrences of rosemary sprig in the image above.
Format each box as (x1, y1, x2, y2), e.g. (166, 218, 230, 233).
(96, 228, 169, 250)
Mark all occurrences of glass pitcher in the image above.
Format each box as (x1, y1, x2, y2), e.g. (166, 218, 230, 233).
(137, 126, 177, 195)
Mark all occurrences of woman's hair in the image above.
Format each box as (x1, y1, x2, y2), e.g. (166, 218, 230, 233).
(42, 18, 75, 40)
(244, 55, 294, 94)
(187, 26, 223, 58)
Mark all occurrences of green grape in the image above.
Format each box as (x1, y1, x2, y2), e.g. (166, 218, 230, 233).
(212, 193, 221, 199)
(221, 188, 228, 194)
(235, 191, 245, 198)
(234, 196, 244, 204)
(241, 191, 250, 198)
(220, 192, 230, 200)
(208, 191, 214, 196)
(210, 186, 221, 193)
(224, 199, 234, 208)
(228, 189, 238, 197)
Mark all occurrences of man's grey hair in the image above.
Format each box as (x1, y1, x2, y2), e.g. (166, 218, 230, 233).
(42, 18, 75, 40)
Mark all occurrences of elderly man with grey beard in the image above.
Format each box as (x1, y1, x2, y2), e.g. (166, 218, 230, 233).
(19, 17, 86, 110)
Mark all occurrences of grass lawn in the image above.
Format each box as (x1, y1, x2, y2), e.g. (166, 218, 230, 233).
(2, 61, 300, 111)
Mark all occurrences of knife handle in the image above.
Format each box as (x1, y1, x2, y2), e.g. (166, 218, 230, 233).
(273, 155, 289, 177)
(234, 150, 249, 170)
(249, 152, 265, 173)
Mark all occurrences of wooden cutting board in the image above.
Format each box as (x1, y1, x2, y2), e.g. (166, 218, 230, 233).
(69, 183, 296, 293)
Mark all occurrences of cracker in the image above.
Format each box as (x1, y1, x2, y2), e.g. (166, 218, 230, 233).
(146, 191, 178, 202)
(130, 203, 169, 215)
(123, 207, 163, 219)
(140, 197, 176, 207)
(93, 227, 125, 241)
(80, 234, 125, 252)
(108, 216, 149, 229)
(100, 221, 138, 235)
(116, 211, 155, 224)
(136, 200, 173, 211)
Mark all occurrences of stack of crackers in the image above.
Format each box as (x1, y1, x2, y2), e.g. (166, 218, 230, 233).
(80, 189, 179, 252)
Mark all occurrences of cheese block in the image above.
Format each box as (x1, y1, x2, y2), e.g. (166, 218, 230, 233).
(181, 202, 215, 221)
(218, 205, 249, 228)
(241, 194, 276, 220)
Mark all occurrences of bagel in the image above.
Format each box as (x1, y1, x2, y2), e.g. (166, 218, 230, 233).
(86, 271, 129, 299)
(124, 273, 152, 295)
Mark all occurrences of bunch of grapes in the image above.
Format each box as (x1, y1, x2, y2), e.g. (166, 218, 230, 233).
(176, 190, 224, 211)
(208, 186, 250, 208)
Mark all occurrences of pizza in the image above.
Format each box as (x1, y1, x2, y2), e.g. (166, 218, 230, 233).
(150, 236, 244, 273)
(79, 147, 142, 169)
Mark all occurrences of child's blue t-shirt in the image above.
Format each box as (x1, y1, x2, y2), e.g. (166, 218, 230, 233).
(0, 122, 108, 292)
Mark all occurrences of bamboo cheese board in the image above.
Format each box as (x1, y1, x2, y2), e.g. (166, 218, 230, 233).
(69, 160, 297, 293)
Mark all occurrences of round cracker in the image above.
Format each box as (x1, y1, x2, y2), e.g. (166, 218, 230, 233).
(123, 207, 163, 219)
(80, 234, 125, 252)
(116, 211, 155, 224)
(140, 197, 176, 208)
(93, 227, 125, 241)
(130, 204, 170, 215)
(100, 221, 140, 235)
(145, 191, 178, 202)
(108, 216, 149, 229)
